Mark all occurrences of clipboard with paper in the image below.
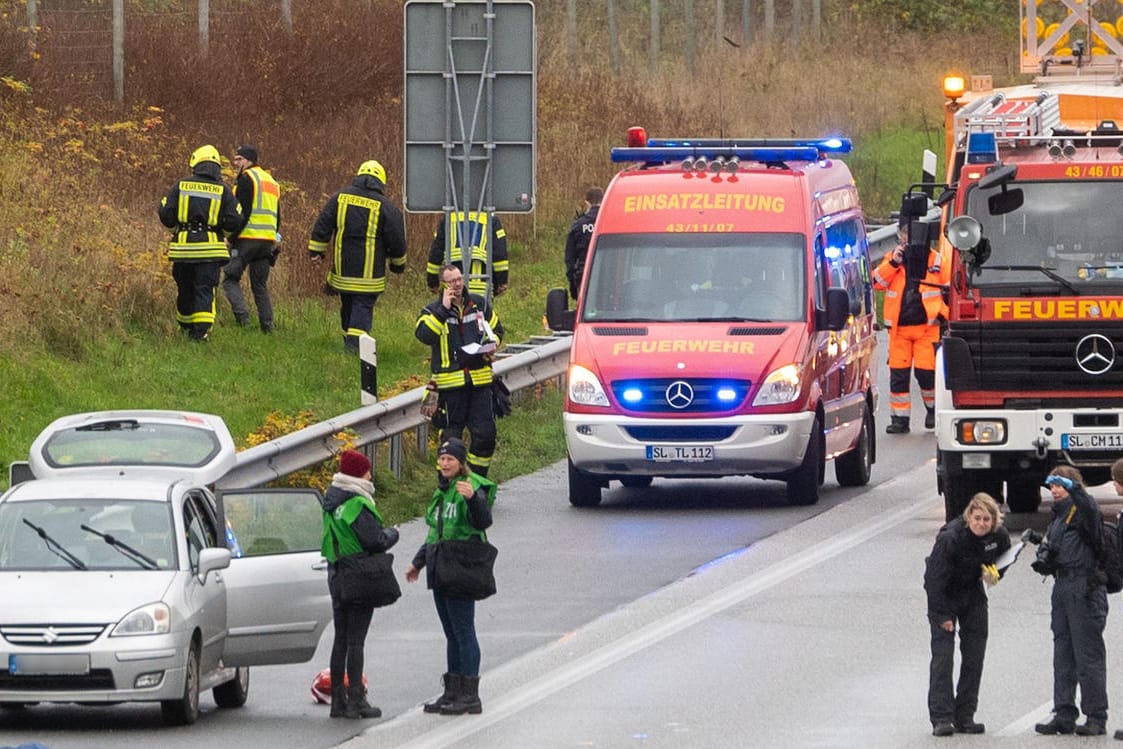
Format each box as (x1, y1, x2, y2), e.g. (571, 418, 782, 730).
(995, 541, 1024, 573)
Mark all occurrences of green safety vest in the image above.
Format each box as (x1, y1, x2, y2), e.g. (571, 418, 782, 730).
(423, 473, 497, 543)
(321, 494, 385, 561)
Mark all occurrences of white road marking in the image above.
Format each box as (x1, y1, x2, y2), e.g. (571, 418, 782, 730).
(379, 482, 935, 749)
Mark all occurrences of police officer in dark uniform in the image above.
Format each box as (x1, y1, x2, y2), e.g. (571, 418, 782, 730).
(415, 265, 504, 477)
(564, 186, 602, 300)
(1032, 466, 1109, 736)
(924, 493, 1011, 736)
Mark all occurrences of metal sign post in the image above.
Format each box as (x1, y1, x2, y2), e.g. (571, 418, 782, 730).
(404, 0, 536, 305)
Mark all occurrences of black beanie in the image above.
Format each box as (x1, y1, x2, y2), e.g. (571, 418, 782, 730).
(236, 144, 258, 163)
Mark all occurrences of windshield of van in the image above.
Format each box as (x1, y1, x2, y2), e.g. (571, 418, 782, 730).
(581, 233, 806, 322)
(966, 180, 1123, 289)
(0, 499, 175, 571)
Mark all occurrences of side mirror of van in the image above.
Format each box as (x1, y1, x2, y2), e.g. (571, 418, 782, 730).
(823, 287, 850, 331)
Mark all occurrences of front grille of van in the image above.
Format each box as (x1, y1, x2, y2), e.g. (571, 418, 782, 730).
(610, 378, 751, 414)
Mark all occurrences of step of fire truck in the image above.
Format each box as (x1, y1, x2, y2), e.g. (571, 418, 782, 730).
(954, 91, 1061, 148)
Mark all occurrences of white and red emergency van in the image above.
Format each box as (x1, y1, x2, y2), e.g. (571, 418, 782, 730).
(563, 130, 878, 506)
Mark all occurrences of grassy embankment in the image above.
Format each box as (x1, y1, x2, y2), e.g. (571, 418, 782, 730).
(0, 0, 1016, 518)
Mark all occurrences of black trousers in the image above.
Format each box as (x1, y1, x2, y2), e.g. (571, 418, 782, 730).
(438, 384, 496, 475)
(329, 573, 375, 693)
(1050, 575, 1108, 723)
(928, 597, 988, 725)
(339, 292, 379, 350)
(171, 260, 221, 339)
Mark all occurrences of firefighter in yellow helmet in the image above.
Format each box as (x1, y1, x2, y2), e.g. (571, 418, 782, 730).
(158, 145, 242, 341)
(426, 212, 508, 299)
(309, 160, 407, 351)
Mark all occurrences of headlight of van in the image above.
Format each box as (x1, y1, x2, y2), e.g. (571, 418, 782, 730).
(568, 364, 610, 407)
(111, 602, 171, 636)
(752, 364, 801, 406)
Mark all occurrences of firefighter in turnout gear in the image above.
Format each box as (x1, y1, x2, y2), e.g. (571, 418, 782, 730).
(872, 215, 951, 433)
(309, 160, 407, 351)
(416, 265, 505, 476)
(158, 144, 243, 341)
(224, 144, 280, 333)
(426, 212, 508, 299)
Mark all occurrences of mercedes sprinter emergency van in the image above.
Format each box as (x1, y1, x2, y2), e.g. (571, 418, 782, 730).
(563, 130, 878, 507)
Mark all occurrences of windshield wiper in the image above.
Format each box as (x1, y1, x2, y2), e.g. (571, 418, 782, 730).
(22, 519, 87, 570)
(978, 265, 1080, 295)
(77, 419, 140, 432)
(81, 524, 158, 570)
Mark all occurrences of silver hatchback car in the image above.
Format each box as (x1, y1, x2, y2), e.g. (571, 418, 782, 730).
(0, 410, 332, 725)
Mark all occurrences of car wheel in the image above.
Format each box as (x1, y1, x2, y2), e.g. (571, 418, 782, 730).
(568, 459, 603, 507)
(835, 402, 873, 487)
(161, 640, 200, 726)
(619, 476, 653, 489)
(787, 416, 823, 506)
(213, 666, 250, 709)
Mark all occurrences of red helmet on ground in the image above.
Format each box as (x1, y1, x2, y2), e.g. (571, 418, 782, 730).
(310, 668, 368, 704)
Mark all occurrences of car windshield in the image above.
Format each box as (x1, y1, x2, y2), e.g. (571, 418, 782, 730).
(581, 232, 806, 323)
(41, 419, 221, 469)
(0, 499, 176, 571)
(966, 180, 1123, 290)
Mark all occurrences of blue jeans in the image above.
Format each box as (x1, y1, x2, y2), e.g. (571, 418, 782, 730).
(433, 589, 479, 676)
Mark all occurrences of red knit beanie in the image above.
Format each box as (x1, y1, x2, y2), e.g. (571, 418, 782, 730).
(339, 449, 371, 478)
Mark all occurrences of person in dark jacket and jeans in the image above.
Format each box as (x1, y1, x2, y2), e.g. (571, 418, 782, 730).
(1033, 465, 1109, 737)
(309, 160, 407, 351)
(924, 492, 1011, 737)
(320, 449, 399, 719)
(405, 438, 496, 716)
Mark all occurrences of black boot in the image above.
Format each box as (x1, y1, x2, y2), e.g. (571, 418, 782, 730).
(329, 685, 348, 718)
(886, 415, 910, 434)
(440, 674, 482, 715)
(344, 685, 382, 719)
(424, 673, 460, 714)
(925, 408, 935, 429)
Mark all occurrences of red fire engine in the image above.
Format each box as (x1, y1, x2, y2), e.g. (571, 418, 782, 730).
(934, 0, 1123, 519)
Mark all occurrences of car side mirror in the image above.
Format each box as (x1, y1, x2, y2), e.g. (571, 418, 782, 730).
(197, 547, 232, 582)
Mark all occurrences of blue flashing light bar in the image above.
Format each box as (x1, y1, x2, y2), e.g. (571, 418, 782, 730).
(965, 132, 999, 165)
(648, 137, 852, 154)
(611, 145, 821, 164)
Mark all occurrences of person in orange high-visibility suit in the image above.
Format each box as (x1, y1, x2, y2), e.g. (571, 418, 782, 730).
(873, 217, 951, 434)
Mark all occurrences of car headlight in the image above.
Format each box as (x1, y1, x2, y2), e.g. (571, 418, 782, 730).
(111, 602, 171, 636)
(568, 364, 610, 407)
(753, 364, 801, 406)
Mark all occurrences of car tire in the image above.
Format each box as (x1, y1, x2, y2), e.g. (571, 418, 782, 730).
(568, 459, 603, 507)
(213, 666, 250, 709)
(161, 640, 200, 726)
(787, 416, 824, 506)
(835, 402, 873, 487)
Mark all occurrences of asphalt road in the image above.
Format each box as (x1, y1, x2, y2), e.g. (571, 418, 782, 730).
(0, 384, 952, 749)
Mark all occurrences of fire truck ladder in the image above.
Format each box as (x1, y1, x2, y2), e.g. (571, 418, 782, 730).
(953, 91, 1062, 150)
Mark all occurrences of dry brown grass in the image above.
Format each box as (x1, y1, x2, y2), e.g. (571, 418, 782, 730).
(0, 0, 1018, 352)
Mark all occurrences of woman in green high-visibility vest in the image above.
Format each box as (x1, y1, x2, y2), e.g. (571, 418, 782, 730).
(405, 437, 496, 716)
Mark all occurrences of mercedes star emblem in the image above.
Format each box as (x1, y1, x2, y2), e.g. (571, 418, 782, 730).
(1075, 333, 1116, 376)
(665, 381, 695, 409)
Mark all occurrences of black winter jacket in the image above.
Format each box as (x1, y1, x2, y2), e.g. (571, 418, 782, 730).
(924, 518, 1011, 624)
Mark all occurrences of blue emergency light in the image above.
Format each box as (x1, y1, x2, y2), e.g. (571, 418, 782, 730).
(965, 132, 999, 164)
(611, 136, 851, 165)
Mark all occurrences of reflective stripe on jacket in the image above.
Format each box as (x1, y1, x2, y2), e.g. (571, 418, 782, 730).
(236, 166, 280, 242)
(308, 177, 407, 294)
(158, 172, 241, 262)
(873, 245, 951, 328)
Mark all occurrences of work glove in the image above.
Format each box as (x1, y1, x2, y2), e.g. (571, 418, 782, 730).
(1043, 475, 1075, 490)
(1022, 529, 1043, 545)
(981, 563, 1000, 587)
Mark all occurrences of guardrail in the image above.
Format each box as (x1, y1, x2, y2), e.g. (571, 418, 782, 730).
(215, 216, 935, 490)
(215, 333, 573, 489)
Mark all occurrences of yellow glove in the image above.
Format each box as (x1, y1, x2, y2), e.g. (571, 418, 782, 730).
(981, 563, 1000, 587)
